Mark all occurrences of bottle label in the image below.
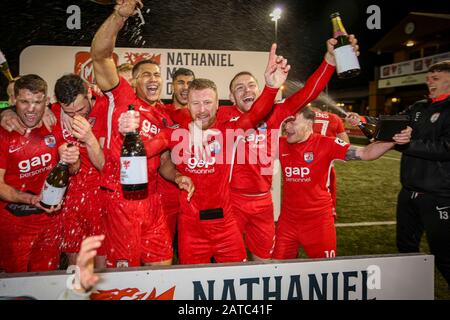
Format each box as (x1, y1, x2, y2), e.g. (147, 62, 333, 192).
(333, 31, 347, 37)
(41, 181, 66, 206)
(0, 51, 6, 64)
(334, 44, 360, 74)
(120, 156, 148, 184)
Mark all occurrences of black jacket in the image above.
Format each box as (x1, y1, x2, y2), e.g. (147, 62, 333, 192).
(395, 96, 450, 198)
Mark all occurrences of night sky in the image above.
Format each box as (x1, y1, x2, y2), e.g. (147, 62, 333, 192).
(0, 0, 446, 100)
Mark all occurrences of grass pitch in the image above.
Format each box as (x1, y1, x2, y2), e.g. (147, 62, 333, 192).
(333, 148, 449, 300)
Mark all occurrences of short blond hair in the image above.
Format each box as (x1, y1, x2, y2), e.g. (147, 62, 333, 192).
(189, 78, 218, 96)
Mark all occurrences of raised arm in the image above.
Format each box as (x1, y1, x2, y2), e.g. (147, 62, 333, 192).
(90, 0, 143, 91)
(270, 36, 359, 128)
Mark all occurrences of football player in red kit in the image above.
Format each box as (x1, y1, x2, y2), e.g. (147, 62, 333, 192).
(52, 74, 108, 267)
(312, 107, 349, 218)
(273, 107, 411, 259)
(158, 68, 195, 240)
(118, 43, 290, 265)
(91, 0, 194, 268)
(0, 75, 80, 273)
(225, 37, 358, 260)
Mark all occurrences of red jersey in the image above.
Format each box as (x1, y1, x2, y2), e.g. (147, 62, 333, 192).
(90, 92, 109, 142)
(161, 103, 178, 114)
(156, 103, 181, 199)
(0, 126, 60, 211)
(51, 102, 107, 191)
(227, 59, 336, 194)
(144, 86, 279, 215)
(102, 77, 174, 194)
(313, 111, 345, 138)
(279, 133, 349, 219)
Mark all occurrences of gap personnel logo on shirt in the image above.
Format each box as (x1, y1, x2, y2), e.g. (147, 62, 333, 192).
(304, 152, 314, 163)
(18, 153, 52, 173)
(44, 135, 56, 148)
(187, 157, 216, 170)
(246, 132, 266, 144)
(141, 119, 160, 136)
(430, 113, 440, 123)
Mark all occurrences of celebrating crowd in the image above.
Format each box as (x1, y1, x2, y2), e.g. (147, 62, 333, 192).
(1, 0, 448, 294)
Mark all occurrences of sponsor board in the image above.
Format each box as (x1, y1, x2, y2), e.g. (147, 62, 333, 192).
(378, 73, 427, 89)
(380, 51, 450, 79)
(0, 254, 434, 300)
(20, 45, 269, 100)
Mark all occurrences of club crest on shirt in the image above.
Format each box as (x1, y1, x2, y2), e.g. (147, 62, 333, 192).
(88, 117, 96, 126)
(430, 113, 440, 123)
(208, 140, 221, 154)
(257, 122, 267, 132)
(44, 135, 56, 148)
(304, 152, 314, 163)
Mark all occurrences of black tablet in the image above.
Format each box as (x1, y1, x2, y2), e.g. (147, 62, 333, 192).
(374, 115, 411, 141)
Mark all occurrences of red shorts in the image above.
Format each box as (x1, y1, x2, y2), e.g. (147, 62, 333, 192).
(160, 191, 180, 241)
(61, 186, 105, 254)
(177, 200, 246, 265)
(103, 191, 173, 268)
(0, 210, 61, 273)
(231, 191, 275, 259)
(273, 211, 336, 259)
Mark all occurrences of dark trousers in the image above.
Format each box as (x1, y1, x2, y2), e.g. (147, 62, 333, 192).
(397, 188, 450, 287)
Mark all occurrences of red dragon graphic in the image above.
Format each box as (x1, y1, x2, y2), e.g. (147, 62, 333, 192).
(90, 286, 175, 300)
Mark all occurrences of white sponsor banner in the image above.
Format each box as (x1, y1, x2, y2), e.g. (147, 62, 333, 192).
(0, 254, 434, 300)
(19, 45, 269, 100)
(380, 51, 450, 79)
(378, 73, 427, 89)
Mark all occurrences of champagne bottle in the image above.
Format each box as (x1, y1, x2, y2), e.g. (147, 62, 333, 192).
(330, 12, 360, 79)
(0, 50, 14, 82)
(357, 120, 377, 140)
(120, 105, 148, 193)
(40, 160, 70, 208)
